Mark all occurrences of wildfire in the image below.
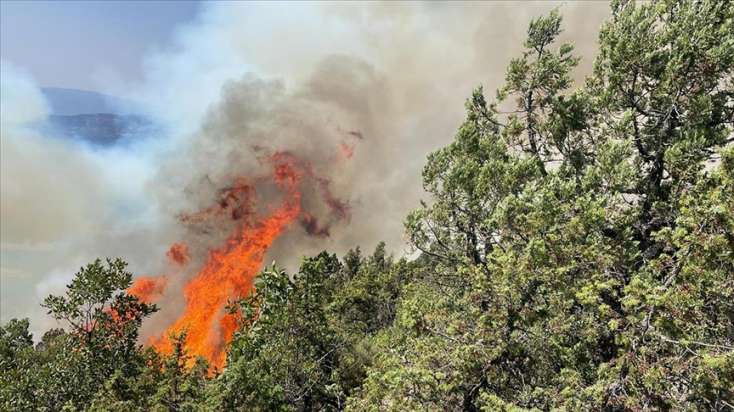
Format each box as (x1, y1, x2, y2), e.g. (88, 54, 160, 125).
(166, 243, 190, 266)
(128, 151, 342, 371)
(128, 276, 168, 304)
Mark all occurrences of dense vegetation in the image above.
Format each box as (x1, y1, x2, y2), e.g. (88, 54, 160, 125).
(2, 1, 733, 410)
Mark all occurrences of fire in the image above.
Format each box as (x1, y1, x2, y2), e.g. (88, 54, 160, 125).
(128, 276, 168, 304)
(128, 152, 324, 371)
(166, 243, 190, 266)
(339, 142, 355, 159)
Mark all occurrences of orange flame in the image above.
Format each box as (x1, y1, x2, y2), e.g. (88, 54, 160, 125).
(166, 243, 190, 266)
(128, 276, 168, 304)
(129, 152, 306, 370)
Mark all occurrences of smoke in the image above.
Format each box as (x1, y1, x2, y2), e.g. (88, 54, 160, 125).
(0, 2, 610, 335)
(0, 63, 169, 332)
(134, 2, 610, 268)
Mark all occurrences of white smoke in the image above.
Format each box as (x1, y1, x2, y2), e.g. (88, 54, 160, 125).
(126, 2, 610, 267)
(0, 62, 167, 333)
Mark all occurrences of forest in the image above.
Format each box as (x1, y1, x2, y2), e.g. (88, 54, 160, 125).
(1, 1, 733, 410)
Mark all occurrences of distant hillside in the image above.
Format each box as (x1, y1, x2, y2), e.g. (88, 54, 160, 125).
(46, 113, 152, 146)
(39, 88, 151, 145)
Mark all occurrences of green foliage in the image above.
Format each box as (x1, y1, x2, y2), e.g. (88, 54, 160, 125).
(2, 1, 733, 410)
(148, 332, 209, 412)
(207, 253, 343, 411)
(1, 259, 160, 411)
(42, 258, 157, 352)
(362, 1, 734, 410)
(208, 247, 412, 411)
(0, 319, 36, 411)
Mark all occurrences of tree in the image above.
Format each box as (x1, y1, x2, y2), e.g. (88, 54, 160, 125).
(0, 319, 37, 411)
(0, 258, 159, 411)
(210, 245, 414, 411)
(147, 332, 208, 412)
(210, 253, 346, 411)
(42, 258, 156, 350)
(361, 1, 734, 410)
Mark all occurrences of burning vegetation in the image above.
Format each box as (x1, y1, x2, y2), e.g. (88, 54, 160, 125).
(129, 150, 351, 369)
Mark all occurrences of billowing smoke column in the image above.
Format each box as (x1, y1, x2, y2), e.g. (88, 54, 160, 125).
(127, 70, 377, 368)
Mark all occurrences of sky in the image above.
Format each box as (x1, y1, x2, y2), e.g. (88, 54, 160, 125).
(1, 0, 201, 92)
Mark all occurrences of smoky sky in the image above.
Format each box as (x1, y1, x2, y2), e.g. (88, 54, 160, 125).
(0, 2, 610, 336)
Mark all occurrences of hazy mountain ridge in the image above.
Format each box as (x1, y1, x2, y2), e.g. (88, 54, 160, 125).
(39, 88, 151, 145)
(46, 113, 153, 146)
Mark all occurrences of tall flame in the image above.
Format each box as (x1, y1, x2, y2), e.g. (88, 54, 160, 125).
(129, 152, 312, 370)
